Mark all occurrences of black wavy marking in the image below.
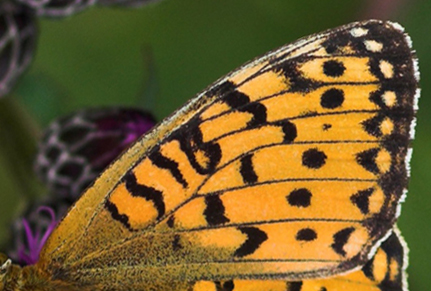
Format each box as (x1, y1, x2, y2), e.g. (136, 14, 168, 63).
(219, 80, 268, 128)
(104, 200, 133, 231)
(177, 123, 222, 175)
(149, 149, 188, 188)
(234, 227, 268, 258)
(124, 172, 165, 220)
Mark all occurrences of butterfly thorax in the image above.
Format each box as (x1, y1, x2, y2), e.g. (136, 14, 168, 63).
(0, 254, 78, 291)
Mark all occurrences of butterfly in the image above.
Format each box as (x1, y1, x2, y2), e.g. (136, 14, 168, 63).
(0, 19, 419, 291)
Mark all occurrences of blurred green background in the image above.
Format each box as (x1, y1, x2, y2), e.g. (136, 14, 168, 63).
(0, 0, 430, 290)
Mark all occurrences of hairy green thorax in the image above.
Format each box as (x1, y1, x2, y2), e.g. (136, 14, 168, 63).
(0, 253, 77, 291)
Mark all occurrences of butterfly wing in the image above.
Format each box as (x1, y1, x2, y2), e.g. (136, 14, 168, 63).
(192, 227, 408, 291)
(38, 20, 418, 289)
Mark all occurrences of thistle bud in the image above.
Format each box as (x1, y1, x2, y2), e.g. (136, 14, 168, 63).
(0, 1, 37, 97)
(34, 107, 156, 199)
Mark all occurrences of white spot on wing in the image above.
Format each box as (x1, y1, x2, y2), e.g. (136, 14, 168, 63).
(350, 27, 368, 37)
(379, 60, 394, 78)
(364, 40, 383, 52)
(382, 91, 397, 107)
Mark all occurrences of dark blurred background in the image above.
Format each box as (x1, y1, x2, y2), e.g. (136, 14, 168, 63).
(0, 0, 429, 290)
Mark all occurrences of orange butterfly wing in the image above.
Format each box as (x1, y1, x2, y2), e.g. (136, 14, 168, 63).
(193, 227, 408, 291)
(37, 20, 418, 290)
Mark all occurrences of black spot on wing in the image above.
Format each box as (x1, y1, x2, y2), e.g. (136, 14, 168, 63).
(239, 153, 258, 184)
(104, 200, 133, 231)
(149, 149, 188, 188)
(124, 172, 165, 220)
(350, 188, 374, 215)
(204, 195, 230, 226)
(322, 123, 332, 131)
(223, 281, 234, 291)
(356, 148, 380, 174)
(331, 227, 355, 256)
(362, 114, 384, 138)
(287, 188, 312, 208)
(296, 228, 317, 242)
(287, 281, 303, 291)
(218, 281, 234, 291)
(167, 216, 175, 228)
(323, 60, 346, 77)
(302, 148, 327, 169)
(214, 280, 234, 291)
(234, 227, 268, 258)
(274, 120, 297, 143)
(320, 88, 344, 109)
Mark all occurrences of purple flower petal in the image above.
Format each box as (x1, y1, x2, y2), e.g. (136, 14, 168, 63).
(12, 206, 58, 265)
